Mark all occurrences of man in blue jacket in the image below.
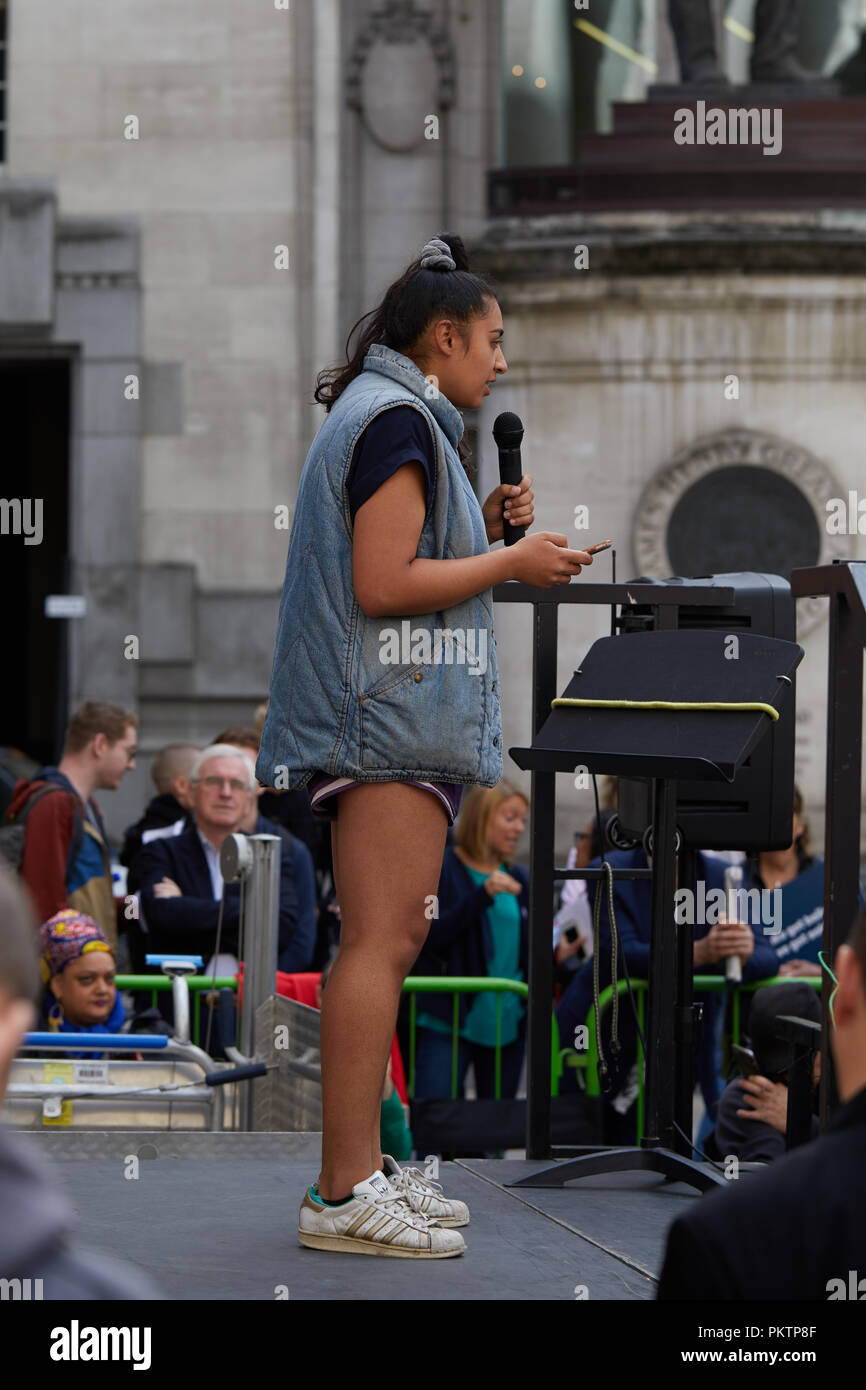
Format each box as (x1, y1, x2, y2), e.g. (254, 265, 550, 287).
(137, 745, 312, 974)
(556, 847, 780, 1123)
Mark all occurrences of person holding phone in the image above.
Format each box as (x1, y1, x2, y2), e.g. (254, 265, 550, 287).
(257, 233, 594, 1258)
(710, 982, 822, 1163)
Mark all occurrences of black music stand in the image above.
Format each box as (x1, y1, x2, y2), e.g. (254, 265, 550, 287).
(506, 627, 803, 1193)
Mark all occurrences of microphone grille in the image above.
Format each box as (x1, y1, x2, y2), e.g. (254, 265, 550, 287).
(492, 411, 524, 446)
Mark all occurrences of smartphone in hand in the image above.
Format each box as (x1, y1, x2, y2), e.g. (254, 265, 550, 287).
(731, 1043, 761, 1079)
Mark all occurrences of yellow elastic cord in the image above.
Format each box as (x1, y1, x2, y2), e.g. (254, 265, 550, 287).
(550, 698, 779, 721)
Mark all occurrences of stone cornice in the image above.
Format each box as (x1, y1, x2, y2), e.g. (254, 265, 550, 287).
(472, 210, 866, 279)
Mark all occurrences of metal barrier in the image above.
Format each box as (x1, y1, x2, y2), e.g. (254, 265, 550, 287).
(17, 966, 814, 1136)
(562, 974, 823, 1143)
(8, 1032, 232, 1131)
(8, 954, 260, 1132)
(116, 975, 237, 1046)
(403, 977, 536, 1101)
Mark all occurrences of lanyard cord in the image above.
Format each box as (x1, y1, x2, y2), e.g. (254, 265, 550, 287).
(203, 875, 244, 1057)
(591, 860, 620, 1087)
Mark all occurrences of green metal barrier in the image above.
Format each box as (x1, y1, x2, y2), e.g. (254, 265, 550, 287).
(119, 972, 535, 1090)
(564, 973, 822, 1143)
(401, 977, 537, 1101)
(116, 975, 237, 1046)
(116, 968, 821, 1114)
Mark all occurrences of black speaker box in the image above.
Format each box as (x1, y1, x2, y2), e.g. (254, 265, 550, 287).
(616, 573, 797, 851)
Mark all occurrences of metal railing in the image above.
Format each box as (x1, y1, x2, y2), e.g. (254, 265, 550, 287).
(99, 968, 818, 1135)
(561, 974, 823, 1142)
(403, 977, 541, 1102)
(117, 975, 237, 1047)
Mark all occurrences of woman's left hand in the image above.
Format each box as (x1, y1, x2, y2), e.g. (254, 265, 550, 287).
(483, 475, 534, 545)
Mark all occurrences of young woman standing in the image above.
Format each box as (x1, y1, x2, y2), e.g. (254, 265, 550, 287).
(257, 233, 593, 1258)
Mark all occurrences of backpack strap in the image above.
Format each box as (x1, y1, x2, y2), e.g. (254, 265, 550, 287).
(16, 784, 88, 879)
(67, 798, 86, 876)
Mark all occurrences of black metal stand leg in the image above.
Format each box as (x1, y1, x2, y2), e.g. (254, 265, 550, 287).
(506, 1146, 727, 1193)
(674, 844, 696, 1157)
(526, 767, 555, 1159)
(526, 601, 559, 1159)
(821, 587, 863, 1123)
(510, 780, 729, 1195)
(643, 778, 678, 1148)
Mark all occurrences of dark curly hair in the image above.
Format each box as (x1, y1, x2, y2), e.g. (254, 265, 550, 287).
(314, 232, 497, 466)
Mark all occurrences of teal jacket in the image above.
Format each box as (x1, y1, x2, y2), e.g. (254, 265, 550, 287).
(257, 343, 503, 789)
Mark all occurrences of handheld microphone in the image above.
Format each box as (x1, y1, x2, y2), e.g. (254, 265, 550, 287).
(493, 411, 526, 546)
(723, 864, 744, 984)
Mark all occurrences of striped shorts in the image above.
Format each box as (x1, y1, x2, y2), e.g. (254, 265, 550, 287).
(307, 772, 463, 827)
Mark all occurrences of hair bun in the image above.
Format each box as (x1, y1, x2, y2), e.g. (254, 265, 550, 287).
(420, 236, 457, 272)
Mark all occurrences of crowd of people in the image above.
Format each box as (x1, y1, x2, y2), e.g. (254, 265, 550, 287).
(1, 695, 865, 1298)
(0, 695, 843, 1172)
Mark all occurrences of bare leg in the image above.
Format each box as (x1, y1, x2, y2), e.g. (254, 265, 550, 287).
(316, 783, 446, 1199)
(371, 1057, 388, 1174)
(329, 818, 386, 1174)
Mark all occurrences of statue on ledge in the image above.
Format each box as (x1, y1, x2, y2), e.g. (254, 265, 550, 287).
(669, 0, 815, 85)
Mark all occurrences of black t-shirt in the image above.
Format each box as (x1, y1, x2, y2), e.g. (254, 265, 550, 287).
(346, 406, 436, 522)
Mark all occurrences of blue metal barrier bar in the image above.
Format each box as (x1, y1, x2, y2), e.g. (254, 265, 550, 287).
(145, 954, 204, 968)
(22, 1033, 169, 1050)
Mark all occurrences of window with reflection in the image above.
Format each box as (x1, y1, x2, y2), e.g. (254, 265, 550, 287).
(500, 0, 866, 170)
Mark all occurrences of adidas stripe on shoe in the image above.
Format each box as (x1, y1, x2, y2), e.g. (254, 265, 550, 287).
(298, 1170, 465, 1257)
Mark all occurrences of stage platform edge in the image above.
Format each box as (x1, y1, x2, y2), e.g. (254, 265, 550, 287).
(17, 1132, 755, 1300)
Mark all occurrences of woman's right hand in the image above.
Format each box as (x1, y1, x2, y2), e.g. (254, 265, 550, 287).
(509, 532, 593, 588)
(484, 869, 522, 898)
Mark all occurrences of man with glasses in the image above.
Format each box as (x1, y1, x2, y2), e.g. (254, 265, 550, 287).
(138, 744, 311, 976)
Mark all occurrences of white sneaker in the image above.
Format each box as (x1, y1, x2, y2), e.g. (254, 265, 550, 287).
(298, 1170, 466, 1257)
(382, 1154, 470, 1228)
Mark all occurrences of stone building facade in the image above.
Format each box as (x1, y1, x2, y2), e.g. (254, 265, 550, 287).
(0, 0, 863, 860)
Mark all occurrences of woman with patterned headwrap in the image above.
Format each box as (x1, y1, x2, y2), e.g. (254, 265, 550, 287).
(39, 909, 125, 1048)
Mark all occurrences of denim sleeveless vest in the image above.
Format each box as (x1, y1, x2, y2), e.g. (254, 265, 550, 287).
(256, 343, 503, 790)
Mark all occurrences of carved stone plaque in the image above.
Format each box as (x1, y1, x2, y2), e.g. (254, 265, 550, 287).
(633, 429, 851, 634)
(346, 1, 456, 154)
